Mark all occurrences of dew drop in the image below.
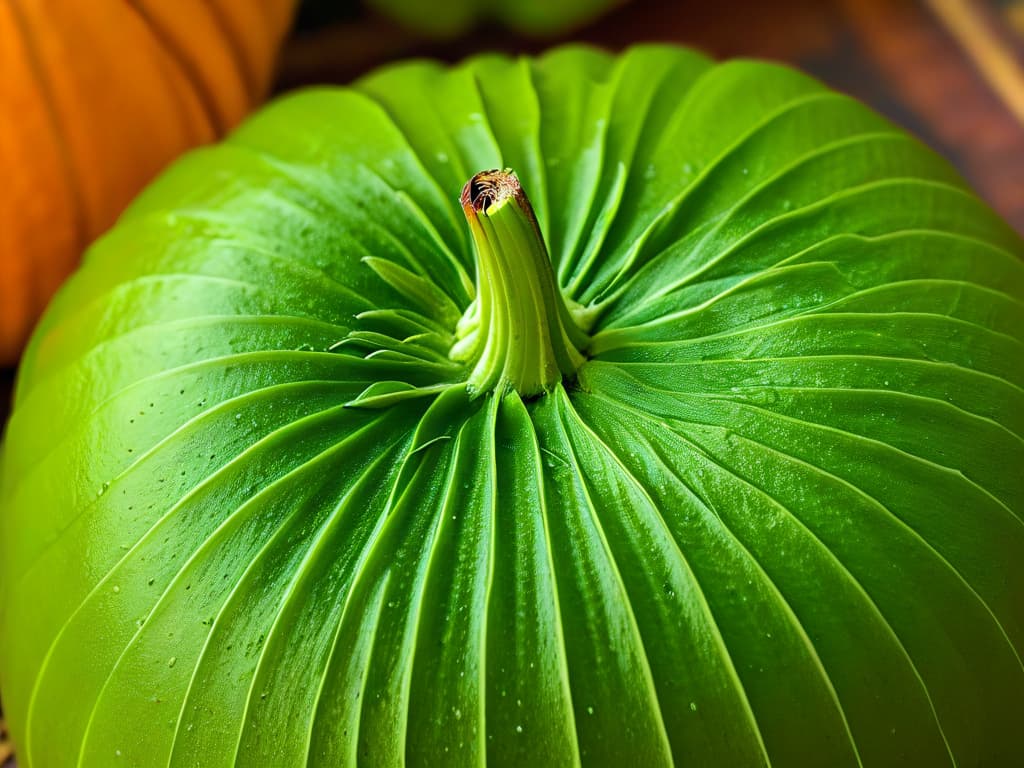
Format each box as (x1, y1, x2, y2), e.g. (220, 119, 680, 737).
(690, 702, 698, 712)
(515, 725, 523, 734)
(168, 657, 177, 668)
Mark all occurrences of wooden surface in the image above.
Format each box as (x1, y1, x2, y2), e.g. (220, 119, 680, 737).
(1, 0, 1023, 764)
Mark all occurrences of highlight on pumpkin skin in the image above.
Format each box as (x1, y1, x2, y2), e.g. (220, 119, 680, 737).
(453, 169, 588, 398)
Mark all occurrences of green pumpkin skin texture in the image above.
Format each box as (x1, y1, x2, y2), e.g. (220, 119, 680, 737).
(2, 44, 1024, 768)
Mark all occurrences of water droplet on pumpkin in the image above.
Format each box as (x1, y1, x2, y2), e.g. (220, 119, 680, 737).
(515, 725, 523, 734)
(690, 702, 698, 712)
(168, 657, 177, 668)
(112, 585, 120, 594)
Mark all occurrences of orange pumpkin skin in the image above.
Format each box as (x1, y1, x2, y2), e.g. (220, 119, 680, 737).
(0, 0, 296, 365)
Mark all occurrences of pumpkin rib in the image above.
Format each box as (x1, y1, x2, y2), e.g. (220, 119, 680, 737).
(300, 426, 431, 766)
(564, 49, 706, 300)
(125, 0, 230, 136)
(128, 19, 215, 151)
(79, 410, 404, 765)
(10, 0, 231, 297)
(208, 0, 296, 100)
(0, 5, 45, 360)
(552, 392, 677, 762)
(244, 437, 413, 766)
(579, 401, 798, 765)
(643, 408, 1005, 763)
(0, 1, 297, 367)
(557, 393, 741, 765)
(203, 0, 260, 106)
(399, 408, 490, 766)
(22, 397, 384, 765)
(612, 411, 865, 765)
(647, 415, 958, 765)
(585, 90, 877, 307)
(583, 379, 1024, 653)
(600, 181, 1018, 330)
(320, 413, 462, 765)
(5, 377, 366, 610)
(6, 0, 88, 323)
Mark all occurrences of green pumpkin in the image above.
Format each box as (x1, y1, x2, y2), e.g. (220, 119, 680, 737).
(2, 44, 1023, 767)
(295, 0, 622, 38)
(365, 0, 623, 37)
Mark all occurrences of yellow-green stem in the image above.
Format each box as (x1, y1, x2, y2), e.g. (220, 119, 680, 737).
(454, 169, 587, 398)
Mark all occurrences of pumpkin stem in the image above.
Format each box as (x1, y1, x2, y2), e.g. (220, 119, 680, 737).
(452, 169, 587, 398)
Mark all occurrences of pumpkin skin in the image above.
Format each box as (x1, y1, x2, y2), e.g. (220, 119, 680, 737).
(0, 0, 296, 364)
(2, 44, 1024, 767)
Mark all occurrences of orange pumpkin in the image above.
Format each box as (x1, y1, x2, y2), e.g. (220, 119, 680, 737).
(0, 0, 296, 365)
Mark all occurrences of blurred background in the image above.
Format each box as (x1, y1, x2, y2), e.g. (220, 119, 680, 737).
(1, 1, 1023, 763)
